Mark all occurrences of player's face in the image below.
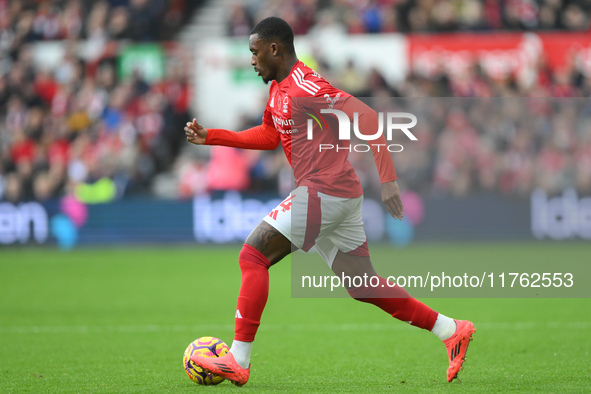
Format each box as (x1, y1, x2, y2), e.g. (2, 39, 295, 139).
(249, 34, 277, 84)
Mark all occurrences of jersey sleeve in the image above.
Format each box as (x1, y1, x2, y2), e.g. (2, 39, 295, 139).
(204, 123, 280, 150)
(206, 86, 280, 150)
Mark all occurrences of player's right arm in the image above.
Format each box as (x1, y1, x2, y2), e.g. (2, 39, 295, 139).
(340, 97, 404, 220)
(185, 118, 280, 150)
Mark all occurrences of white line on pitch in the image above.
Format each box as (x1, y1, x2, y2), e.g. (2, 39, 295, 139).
(0, 321, 589, 334)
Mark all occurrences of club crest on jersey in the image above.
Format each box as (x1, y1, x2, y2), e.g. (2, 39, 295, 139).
(282, 95, 289, 113)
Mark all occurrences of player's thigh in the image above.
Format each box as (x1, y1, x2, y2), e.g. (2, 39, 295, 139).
(329, 196, 368, 256)
(315, 235, 376, 280)
(314, 238, 339, 268)
(326, 196, 374, 277)
(245, 221, 292, 266)
(262, 187, 301, 244)
(313, 191, 355, 246)
(313, 196, 365, 268)
(253, 189, 308, 265)
(264, 186, 325, 252)
(331, 251, 377, 282)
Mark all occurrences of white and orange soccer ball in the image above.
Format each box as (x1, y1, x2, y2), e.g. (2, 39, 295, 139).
(183, 336, 229, 385)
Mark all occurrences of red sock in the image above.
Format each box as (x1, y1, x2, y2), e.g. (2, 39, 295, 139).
(347, 276, 438, 330)
(234, 244, 271, 342)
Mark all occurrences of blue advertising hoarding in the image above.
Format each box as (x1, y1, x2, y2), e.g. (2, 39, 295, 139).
(1, 189, 590, 249)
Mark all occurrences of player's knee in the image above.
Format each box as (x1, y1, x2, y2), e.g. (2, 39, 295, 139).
(244, 221, 291, 265)
(345, 285, 371, 301)
(239, 244, 272, 270)
(348, 293, 366, 303)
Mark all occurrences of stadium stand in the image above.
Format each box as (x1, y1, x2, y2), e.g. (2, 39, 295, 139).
(1, 0, 590, 203)
(226, 0, 591, 36)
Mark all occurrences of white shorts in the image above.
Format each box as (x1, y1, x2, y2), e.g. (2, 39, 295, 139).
(262, 186, 368, 267)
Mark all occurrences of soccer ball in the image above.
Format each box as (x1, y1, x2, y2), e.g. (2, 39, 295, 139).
(183, 336, 229, 385)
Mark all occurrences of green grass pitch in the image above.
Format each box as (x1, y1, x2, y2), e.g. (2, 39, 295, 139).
(1, 243, 590, 392)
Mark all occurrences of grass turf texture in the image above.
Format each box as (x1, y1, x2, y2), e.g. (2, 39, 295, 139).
(1, 243, 590, 392)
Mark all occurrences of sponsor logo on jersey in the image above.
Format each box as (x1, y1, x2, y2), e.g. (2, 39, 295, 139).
(324, 92, 342, 109)
(272, 115, 294, 128)
(272, 114, 299, 134)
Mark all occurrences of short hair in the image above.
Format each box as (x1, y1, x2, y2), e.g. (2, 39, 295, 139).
(250, 17, 295, 54)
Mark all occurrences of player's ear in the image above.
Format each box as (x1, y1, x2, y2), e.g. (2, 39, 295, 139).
(270, 42, 279, 56)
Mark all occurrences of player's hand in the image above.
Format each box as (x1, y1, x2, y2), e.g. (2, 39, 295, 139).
(381, 180, 404, 220)
(185, 118, 208, 145)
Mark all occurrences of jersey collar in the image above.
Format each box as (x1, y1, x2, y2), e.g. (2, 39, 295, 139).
(277, 60, 303, 89)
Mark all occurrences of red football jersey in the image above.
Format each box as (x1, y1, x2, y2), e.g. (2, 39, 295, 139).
(205, 60, 397, 197)
(262, 61, 363, 198)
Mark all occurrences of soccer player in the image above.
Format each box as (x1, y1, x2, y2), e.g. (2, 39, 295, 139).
(185, 17, 475, 386)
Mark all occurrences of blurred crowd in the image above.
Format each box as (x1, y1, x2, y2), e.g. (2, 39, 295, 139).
(352, 97, 591, 199)
(1, 0, 591, 205)
(228, 0, 591, 36)
(1, 0, 201, 46)
(323, 46, 591, 199)
(0, 0, 196, 203)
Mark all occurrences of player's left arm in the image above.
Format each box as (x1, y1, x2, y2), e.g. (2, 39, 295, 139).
(185, 118, 280, 150)
(340, 97, 404, 220)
